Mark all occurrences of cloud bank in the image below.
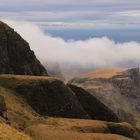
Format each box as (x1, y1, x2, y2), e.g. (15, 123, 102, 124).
(3, 20, 140, 78)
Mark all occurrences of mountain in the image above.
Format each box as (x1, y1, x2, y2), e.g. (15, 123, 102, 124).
(0, 21, 47, 76)
(69, 68, 140, 128)
(0, 75, 89, 122)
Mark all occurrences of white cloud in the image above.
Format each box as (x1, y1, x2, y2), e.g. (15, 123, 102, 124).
(116, 10, 140, 18)
(3, 19, 140, 71)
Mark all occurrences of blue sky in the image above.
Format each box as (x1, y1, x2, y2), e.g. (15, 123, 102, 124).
(1, 0, 140, 29)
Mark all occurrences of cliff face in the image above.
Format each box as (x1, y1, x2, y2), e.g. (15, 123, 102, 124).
(69, 68, 140, 128)
(68, 84, 119, 122)
(0, 21, 47, 76)
(112, 68, 140, 111)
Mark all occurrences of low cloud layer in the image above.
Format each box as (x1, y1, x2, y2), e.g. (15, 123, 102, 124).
(3, 20, 140, 77)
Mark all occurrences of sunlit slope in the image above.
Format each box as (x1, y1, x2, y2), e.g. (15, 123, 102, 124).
(25, 118, 140, 140)
(0, 120, 32, 140)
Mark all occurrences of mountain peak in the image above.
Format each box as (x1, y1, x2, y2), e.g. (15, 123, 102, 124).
(0, 21, 48, 76)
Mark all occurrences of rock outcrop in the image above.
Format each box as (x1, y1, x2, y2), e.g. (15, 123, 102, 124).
(69, 68, 140, 128)
(0, 21, 47, 76)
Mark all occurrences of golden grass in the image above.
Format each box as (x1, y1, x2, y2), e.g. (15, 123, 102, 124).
(79, 68, 130, 79)
(0, 74, 61, 83)
(0, 122, 32, 140)
(45, 118, 109, 133)
(25, 124, 134, 140)
(25, 117, 137, 140)
(0, 84, 39, 130)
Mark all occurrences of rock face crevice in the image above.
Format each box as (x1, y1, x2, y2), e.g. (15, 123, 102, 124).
(0, 21, 47, 76)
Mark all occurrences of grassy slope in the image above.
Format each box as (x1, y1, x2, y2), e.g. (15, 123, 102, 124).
(25, 118, 139, 140)
(0, 75, 88, 121)
(78, 68, 130, 79)
(0, 74, 139, 140)
(0, 120, 32, 140)
(0, 84, 39, 130)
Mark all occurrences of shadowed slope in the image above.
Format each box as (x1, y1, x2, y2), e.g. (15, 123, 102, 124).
(0, 75, 88, 120)
(68, 84, 119, 122)
(0, 21, 47, 76)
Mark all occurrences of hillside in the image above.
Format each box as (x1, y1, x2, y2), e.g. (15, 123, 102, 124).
(69, 68, 140, 128)
(25, 118, 140, 140)
(0, 74, 90, 130)
(0, 119, 32, 140)
(0, 21, 47, 76)
(0, 74, 139, 140)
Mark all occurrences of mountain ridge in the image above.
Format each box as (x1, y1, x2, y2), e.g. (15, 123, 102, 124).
(0, 21, 47, 76)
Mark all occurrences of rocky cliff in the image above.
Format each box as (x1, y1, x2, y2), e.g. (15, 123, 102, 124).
(68, 84, 119, 122)
(0, 21, 47, 76)
(69, 68, 140, 128)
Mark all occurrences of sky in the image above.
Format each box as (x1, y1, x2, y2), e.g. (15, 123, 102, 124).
(1, 0, 140, 29)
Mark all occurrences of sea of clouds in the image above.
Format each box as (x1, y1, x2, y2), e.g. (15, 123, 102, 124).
(3, 19, 140, 78)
